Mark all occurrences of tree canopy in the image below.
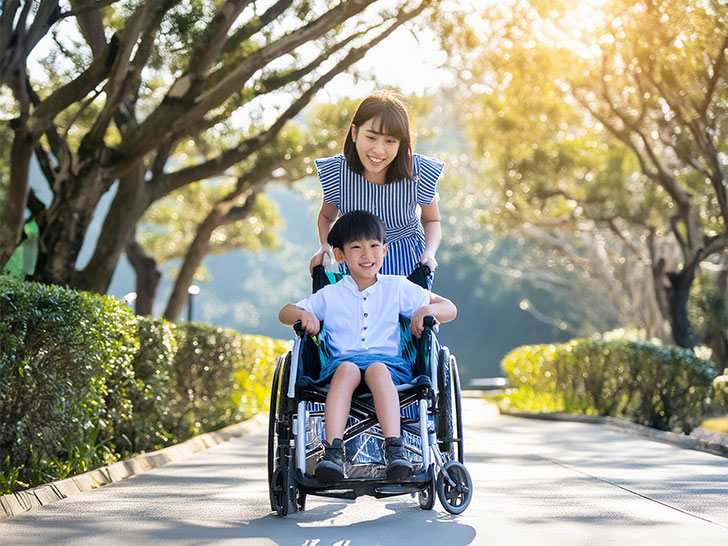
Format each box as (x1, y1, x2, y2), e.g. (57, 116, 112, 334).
(443, 0, 728, 350)
(0, 0, 441, 302)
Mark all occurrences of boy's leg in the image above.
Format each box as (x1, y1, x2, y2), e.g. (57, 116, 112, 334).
(364, 362, 413, 481)
(363, 362, 400, 438)
(324, 361, 361, 442)
(316, 361, 360, 482)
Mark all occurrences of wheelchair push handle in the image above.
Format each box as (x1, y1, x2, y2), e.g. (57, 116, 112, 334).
(422, 315, 440, 334)
(293, 320, 305, 338)
(292, 319, 323, 339)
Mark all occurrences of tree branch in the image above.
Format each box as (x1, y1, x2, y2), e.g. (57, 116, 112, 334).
(150, 0, 427, 199)
(118, 0, 380, 161)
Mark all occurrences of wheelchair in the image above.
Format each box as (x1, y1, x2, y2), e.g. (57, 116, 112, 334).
(268, 264, 473, 516)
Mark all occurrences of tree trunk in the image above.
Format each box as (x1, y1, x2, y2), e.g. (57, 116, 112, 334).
(32, 163, 108, 286)
(74, 162, 150, 293)
(162, 187, 258, 321)
(0, 115, 33, 268)
(666, 262, 698, 349)
(126, 237, 161, 316)
(162, 206, 231, 322)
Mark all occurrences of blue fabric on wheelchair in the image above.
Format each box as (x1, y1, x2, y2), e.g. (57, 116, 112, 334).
(300, 316, 421, 391)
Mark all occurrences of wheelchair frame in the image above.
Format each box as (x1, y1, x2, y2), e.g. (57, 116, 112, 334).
(267, 267, 473, 516)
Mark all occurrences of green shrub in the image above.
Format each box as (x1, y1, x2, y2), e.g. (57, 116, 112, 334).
(166, 323, 284, 440)
(501, 338, 717, 433)
(112, 316, 177, 455)
(0, 278, 286, 494)
(0, 278, 138, 483)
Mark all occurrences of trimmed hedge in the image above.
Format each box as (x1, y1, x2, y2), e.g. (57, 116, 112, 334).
(113, 316, 177, 454)
(164, 323, 283, 441)
(0, 278, 286, 494)
(0, 278, 137, 481)
(501, 338, 717, 433)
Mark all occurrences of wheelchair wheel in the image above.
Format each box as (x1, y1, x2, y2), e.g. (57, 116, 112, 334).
(268, 355, 285, 490)
(417, 476, 436, 510)
(296, 485, 307, 512)
(276, 352, 293, 421)
(437, 347, 455, 460)
(436, 461, 473, 515)
(270, 464, 289, 517)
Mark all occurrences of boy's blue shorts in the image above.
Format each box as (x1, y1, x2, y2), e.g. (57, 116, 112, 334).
(317, 353, 413, 386)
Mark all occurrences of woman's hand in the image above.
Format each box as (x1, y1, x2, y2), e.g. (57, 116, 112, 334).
(309, 245, 333, 275)
(420, 249, 438, 272)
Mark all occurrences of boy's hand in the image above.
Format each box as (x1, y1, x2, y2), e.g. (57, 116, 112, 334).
(299, 310, 321, 336)
(410, 307, 429, 338)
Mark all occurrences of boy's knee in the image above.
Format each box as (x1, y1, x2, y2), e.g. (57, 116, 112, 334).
(334, 361, 361, 380)
(364, 361, 391, 381)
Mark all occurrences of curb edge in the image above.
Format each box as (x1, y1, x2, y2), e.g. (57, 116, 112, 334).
(0, 412, 267, 521)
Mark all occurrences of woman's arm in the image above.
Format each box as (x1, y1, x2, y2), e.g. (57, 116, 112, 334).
(309, 200, 339, 274)
(420, 201, 442, 271)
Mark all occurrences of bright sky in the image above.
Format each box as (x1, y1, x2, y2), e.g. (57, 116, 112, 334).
(321, 24, 454, 99)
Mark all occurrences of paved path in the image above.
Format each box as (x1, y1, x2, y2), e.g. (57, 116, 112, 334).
(2, 399, 727, 545)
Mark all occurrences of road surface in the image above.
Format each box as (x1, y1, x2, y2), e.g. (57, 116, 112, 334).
(2, 398, 727, 545)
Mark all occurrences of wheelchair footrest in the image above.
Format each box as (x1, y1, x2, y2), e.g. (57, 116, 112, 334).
(294, 467, 434, 500)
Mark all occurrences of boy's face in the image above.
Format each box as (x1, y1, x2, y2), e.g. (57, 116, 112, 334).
(333, 237, 387, 287)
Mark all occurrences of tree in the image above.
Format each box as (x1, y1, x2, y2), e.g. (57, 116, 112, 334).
(0, 0, 440, 296)
(443, 0, 728, 349)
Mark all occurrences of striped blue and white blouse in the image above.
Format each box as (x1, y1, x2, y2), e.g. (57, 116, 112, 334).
(314, 153, 445, 283)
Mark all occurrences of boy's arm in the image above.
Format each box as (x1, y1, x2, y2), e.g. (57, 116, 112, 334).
(410, 293, 457, 338)
(278, 304, 320, 336)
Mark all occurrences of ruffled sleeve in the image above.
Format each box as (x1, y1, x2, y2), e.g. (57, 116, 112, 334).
(314, 154, 343, 206)
(414, 154, 445, 205)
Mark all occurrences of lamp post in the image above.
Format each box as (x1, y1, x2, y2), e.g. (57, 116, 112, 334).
(187, 284, 200, 322)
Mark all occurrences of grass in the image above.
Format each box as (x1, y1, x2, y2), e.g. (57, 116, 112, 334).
(699, 414, 728, 435)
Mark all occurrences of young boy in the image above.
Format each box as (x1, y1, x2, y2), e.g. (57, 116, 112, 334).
(278, 210, 457, 483)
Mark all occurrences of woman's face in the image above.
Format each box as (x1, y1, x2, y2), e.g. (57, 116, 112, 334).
(352, 117, 400, 184)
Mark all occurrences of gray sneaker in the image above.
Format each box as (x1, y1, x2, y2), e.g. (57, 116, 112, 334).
(315, 438, 345, 482)
(384, 436, 413, 481)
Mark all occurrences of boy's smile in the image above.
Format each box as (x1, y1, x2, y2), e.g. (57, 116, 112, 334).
(333, 237, 387, 290)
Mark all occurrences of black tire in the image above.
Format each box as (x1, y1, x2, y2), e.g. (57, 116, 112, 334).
(417, 476, 436, 510)
(437, 348, 455, 460)
(296, 484, 307, 512)
(451, 354, 465, 463)
(436, 461, 473, 515)
(270, 465, 289, 517)
(276, 352, 293, 421)
(268, 355, 285, 492)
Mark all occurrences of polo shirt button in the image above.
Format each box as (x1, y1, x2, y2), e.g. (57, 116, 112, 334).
(363, 326, 367, 330)
(361, 337, 365, 342)
(364, 313, 368, 317)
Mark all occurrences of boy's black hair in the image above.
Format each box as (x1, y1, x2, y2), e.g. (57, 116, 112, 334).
(327, 210, 387, 250)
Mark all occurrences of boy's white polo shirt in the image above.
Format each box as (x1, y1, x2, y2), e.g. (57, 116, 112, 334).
(295, 275, 430, 359)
